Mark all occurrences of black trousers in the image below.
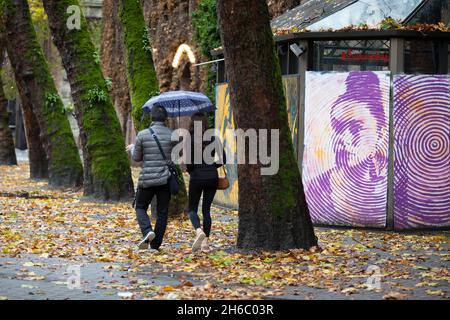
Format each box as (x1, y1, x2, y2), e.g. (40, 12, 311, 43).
(188, 179, 218, 237)
(135, 183, 171, 249)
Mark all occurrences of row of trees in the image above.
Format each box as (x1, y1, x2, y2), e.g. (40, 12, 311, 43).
(0, 0, 157, 199)
(0, 0, 317, 250)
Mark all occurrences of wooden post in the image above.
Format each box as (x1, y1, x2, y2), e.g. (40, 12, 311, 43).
(297, 40, 308, 173)
(387, 38, 405, 230)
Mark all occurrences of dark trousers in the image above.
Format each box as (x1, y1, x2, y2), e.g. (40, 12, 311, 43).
(135, 183, 171, 249)
(188, 179, 218, 237)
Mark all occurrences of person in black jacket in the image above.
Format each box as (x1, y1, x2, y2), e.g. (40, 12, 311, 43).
(186, 112, 226, 252)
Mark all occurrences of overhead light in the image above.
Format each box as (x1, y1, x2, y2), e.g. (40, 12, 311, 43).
(172, 44, 196, 69)
(289, 43, 306, 58)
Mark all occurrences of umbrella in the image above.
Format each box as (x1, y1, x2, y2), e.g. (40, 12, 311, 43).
(142, 91, 215, 118)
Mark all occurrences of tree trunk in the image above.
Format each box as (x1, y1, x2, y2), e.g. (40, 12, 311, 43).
(119, 0, 187, 217)
(119, 0, 159, 132)
(0, 47, 17, 165)
(43, 0, 134, 200)
(20, 95, 48, 178)
(100, 0, 135, 145)
(2, 0, 83, 187)
(1, 8, 47, 177)
(217, 0, 317, 250)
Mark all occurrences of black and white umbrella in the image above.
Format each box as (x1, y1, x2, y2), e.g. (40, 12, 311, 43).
(142, 90, 215, 118)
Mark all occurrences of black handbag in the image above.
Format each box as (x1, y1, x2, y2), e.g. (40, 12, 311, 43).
(149, 127, 179, 195)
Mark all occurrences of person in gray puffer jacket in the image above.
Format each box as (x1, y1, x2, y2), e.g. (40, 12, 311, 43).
(127, 105, 175, 251)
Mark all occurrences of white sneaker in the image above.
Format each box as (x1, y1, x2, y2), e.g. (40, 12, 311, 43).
(201, 237, 209, 252)
(148, 248, 159, 254)
(138, 231, 155, 250)
(192, 229, 206, 252)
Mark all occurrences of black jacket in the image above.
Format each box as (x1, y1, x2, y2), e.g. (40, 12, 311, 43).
(186, 135, 226, 181)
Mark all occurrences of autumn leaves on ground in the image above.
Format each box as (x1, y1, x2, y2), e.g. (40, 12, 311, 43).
(0, 164, 449, 300)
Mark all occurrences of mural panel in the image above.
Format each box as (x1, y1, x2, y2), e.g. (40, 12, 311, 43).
(215, 84, 239, 208)
(393, 75, 450, 229)
(303, 71, 390, 227)
(282, 76, 300, 154)
(214, 77, 301, 209)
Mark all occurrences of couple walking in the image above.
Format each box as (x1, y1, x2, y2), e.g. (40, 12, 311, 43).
(128, 105, 226, 253)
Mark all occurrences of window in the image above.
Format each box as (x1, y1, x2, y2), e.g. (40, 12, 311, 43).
(404, 40, 446, 74)
(312, 39, 390, 72)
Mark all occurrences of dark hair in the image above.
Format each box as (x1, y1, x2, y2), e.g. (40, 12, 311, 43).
(151, 105, 168, 122)
(189, 112, 209, 134)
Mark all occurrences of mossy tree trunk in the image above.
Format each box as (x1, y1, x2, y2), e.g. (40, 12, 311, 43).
(118, 0, 159, 131)
(119, 0, 187, 217)
(0, 45, 17, 165)
(1, 2, 47, 177)
(2, 0, 83, 187)
(43, 0, 134, 200)
(101, 0, 134, 145)
(218, 0, 317, 250)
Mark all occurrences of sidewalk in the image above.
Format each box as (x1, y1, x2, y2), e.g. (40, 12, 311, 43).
(0, 164, 448, 300)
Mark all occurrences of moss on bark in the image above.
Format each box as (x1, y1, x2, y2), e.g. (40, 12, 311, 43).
(43, 0, 134, 199)
(2, 0, 83, 187)
(118, 0, 187, 217)
(119, 0, 159, 132)
(218, 0, 317, 250)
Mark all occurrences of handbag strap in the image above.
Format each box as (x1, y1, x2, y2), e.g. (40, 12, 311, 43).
(220, 165, 227, 177)
(149, 127, 167, 161)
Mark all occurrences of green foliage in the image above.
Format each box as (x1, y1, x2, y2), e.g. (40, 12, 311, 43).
(44, 92, 59, 109)
(63, 102, 75, 114)
(105, 77, 113, 91)
(141, 26, 151, 53)
(192, 0, 220, 59)
(93, 50, 100, 64)
(87, 86, 109, 103)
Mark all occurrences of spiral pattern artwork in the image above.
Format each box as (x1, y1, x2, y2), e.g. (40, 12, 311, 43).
(393, 75, 450, 229)
(303, 71, 390, 227)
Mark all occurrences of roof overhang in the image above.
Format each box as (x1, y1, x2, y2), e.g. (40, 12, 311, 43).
(275, 30, 450, 43)
(212, 30, 449, 56)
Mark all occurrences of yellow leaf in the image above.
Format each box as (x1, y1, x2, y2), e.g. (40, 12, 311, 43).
(163, 286, 174, 292)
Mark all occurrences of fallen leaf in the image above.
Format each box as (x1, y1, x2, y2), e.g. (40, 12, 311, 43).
(341, 287, 358, 295)
(383, 292, 409, 300)
(426, 289, 445, 296)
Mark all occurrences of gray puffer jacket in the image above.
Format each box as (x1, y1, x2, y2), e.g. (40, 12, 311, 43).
(132, 122, 174, 188)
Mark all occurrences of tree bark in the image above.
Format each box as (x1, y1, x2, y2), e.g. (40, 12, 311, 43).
(1, 4, 47, 177)
(43, 0, 134, 200)
(2, 0, 83, 187)
(100, 0, 134, 145)
(21, 99, 49, 178)
(120, 0, 187, 217)
(119, 0, 159, 132)
(0, 48, 17, 165)
(217, 0, 317, 250)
